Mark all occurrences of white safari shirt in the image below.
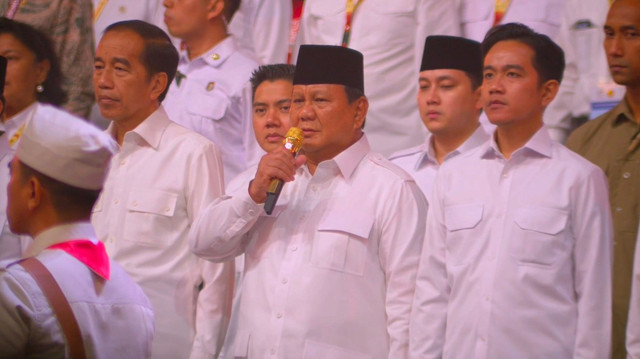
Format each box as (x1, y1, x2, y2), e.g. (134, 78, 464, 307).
(190, 135, 427, 358)
(163, 36, 260, 184)
(389, 126, 488, 202)
(91, 107, 233, 359)
(0, 222, 154, 359)
(410, 127, 612, 359)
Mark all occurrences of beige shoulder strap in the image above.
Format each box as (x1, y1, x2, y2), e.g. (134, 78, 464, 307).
(20, 257, 87, 359)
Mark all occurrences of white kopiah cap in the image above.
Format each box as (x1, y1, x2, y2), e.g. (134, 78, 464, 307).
(16, 104, 118, 190)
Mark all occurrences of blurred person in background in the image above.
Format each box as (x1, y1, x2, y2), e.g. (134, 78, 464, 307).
(0, 0, 94, 118)
(0, 18, 67, 264)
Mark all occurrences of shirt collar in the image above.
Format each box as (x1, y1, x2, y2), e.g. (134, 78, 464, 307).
(482, 125, 553, 159)
(415, 125, 489, 170)
(25, 221, 98, 258)
(106, 106, 171, 150)
(179, 36, 236, 68)
(612, 97, 635, 126)
(317, 134, 370, 180)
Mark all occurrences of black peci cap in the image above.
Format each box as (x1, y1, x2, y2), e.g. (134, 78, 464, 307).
(293, 45, 364, 93)
(420, 36, 482, 84)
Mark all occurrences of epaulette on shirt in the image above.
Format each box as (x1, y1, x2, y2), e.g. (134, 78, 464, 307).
(388, 144, 427, 161)
(369, 153, 415, 182)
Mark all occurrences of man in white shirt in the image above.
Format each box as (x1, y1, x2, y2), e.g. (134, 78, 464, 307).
(0, 104, 154, 358)
(390, 35, 488, 202)
(90, 20, 233, 359)
(410, 23, 613, 358)
(162, 0, 259, 184)
(298, 0, 460, 157)
(458, 0, 611, 143)
(190, 45, 428, 358)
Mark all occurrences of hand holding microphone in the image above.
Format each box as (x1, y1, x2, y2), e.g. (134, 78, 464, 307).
(248, 127, 305, 213)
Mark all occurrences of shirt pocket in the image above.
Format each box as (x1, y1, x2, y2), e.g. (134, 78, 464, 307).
(510, 206, 569, 267)
(186, 90, 229, 134)
(303, 339, 373, 359)
(123, 188, 179, 247)
(310, 209, 374, 276)
(444, 203, 483, 266)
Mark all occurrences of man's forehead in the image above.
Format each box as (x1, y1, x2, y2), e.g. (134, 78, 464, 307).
(484, 40, 534, 67)
(96, 29, 144, 58)
(606, 0, 640, 28)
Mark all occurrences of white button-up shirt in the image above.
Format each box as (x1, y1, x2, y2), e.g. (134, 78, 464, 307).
(0, 222, 154, 359)
(190, 135, 428, 358)
(163, 37, 260, 184)
(459, 0, 610, 141)
(92, 0, 167, 45)
(228, 0, 291, 64)
(389, 126, 488, 202)
(91, 107, 233, 359)
(410, 127, 612, 358)
(298, 0, 460, 157)
(0, 103, 37, 263)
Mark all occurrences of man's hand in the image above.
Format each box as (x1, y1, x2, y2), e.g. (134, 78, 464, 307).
(249, 148, 306, 204)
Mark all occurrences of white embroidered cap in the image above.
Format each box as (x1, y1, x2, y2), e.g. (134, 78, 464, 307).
(16, 104, 117, 190)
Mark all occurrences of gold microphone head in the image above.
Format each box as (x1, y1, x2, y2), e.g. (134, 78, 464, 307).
(283, 127, 304, 154)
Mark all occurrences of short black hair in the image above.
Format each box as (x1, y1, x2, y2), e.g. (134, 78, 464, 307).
(0, 18, 67, 106)
(104, 20, 178, 102)
(481, 23, 565, 85)
(250, 64, 295, 99)
(224, 0, 241, 22)
(465, 71, 482, 90)
(19, 161, 100, 220)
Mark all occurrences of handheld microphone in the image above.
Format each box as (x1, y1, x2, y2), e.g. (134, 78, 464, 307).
(264, 127, 304, 215)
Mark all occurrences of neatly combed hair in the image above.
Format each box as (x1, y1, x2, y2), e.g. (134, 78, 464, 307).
(344, 85, 364, 104)
(104, 20, 178, 102)
(19, 161, 101, 220)
(0, 18, 67, 106)
(250, 64, 296, 98)
(481, 23, 565, 85)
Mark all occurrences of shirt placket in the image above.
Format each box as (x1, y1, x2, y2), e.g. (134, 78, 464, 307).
(263, 173, 320, 357)
(474, 158, 512, 359)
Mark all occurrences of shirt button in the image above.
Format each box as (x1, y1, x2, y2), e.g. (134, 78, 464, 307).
(291, 245, 298, 252)
(281, 278, 288, 284)
(114, 199, 120, 205)
(623, 172, 631, 179)
(132, 201, 138, 207)
(276, 312, 283, 318)
(165, 207, 171, 213)
(248, 209, 256, 216)
(120, 160, 126, 166)
(502, 173, 509, 179)
(480, 336, 486, 342)
(616, 207, 623, 212)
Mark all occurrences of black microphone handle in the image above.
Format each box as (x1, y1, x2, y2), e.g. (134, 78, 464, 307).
(264, 179, 285, 215)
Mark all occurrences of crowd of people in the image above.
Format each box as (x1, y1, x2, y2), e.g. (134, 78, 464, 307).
(0, 0, 636, 358)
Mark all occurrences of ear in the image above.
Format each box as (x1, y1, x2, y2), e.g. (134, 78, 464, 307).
(25, 176, 43, 212)
(35, 59, 51, 85)
(149, 72, 169, 102)
(206, 0, 225, 21)
(473, 86, 483, 111)
(540, 79, 559, 108)
(353, 96, 368, 130)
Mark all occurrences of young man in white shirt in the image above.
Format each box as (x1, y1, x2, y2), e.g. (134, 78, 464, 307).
(90, 20, 233, 359)
(162, 0, 259, 184)
(190, 45, 428, 358)
(0, 104, 154, 358)
(410, 23, 613, 359)
(390, 35, 488, 202)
